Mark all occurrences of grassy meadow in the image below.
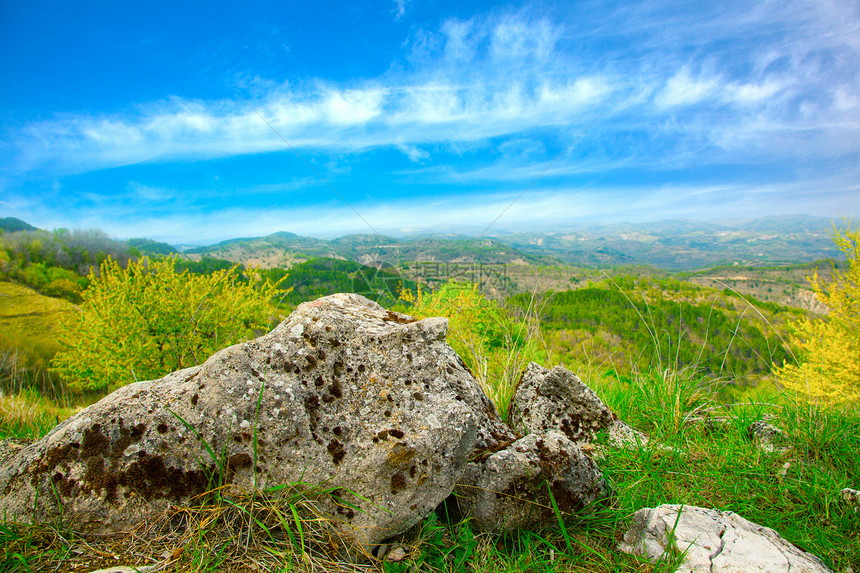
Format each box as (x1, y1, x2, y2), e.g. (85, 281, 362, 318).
(0, 282, 87, 440)
(0, 281, 76, 370)
(0, 270, 858, 572)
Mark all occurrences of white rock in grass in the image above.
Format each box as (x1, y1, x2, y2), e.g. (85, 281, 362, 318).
(608, 419, 651, 449)
(619, 504, 832, 573)
(748, 420, 791, 454)
(840, 488, 860, 513)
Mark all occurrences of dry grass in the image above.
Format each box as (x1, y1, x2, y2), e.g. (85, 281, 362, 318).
(3, 482, 393, 573)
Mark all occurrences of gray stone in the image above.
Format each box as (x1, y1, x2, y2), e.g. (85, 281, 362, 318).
(508, 363, 613, 442)
(0, 294, 500, 555)
(508, 362, 649, 448)
(748, 420, 791, 454)
(619, 504, 832, 573)
(608, 419, 650, 449)
(840, 488, 860, 512)
(455, 430, 608, 531)
(0, 438, 26, 467)
(685, 414, 732, 432)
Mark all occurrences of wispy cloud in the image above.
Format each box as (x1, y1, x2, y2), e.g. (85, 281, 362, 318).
(3, 1, 859, 242)
(655, 67, 718, 108)
(7, 2, 857, 178)
(392, 0, 408, 21)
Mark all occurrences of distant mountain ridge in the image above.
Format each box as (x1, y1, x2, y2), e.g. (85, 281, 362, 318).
(0, 217, 37, 233)
(187, 215, 845, 270)
(2, 214, 848, 270)
(186, 232, 554, 267)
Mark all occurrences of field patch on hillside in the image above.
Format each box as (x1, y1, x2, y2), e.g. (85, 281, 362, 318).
(0, 281, 77, 368)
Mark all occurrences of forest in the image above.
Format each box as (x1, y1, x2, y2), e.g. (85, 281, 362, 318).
(513, 276, 800, 383)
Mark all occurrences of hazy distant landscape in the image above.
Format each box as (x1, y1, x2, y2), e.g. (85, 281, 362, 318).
(1, 213, 841, 314)
(180, 214, 842, 269)
(0, 213, 838, 395)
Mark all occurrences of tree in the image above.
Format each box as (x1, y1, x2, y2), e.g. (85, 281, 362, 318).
(52, 255, 279, 392)
(774, 225, 860, 404)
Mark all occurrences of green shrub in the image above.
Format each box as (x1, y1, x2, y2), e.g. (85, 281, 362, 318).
(52, 255, 278, 392)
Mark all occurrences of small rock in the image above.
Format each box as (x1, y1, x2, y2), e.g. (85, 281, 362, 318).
(455, 430, 609, 531)
(384, 545, 409, 562)
(619, 504, 832, 573)
(508, 363, 651, 456)
(840, 488, 860, 512)
(748, 420, 791, 454)
(608, 419, 650, 449)
(508, 363, 614, 443)
(685, 414, 731, 432)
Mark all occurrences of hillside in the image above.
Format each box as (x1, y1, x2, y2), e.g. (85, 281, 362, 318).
(510, 274, 803, 386)
(3, 214, 844, 274)
(2, 275, 858, 573)
(0, 281, 78, 370)
(0, 217, 37, 233)
(499, 261, 832, 315)
(180, 215, 845, 276)
(185, 232, 555, 267)
(496, 215, 843, 270)
(684, 261, 833, 313)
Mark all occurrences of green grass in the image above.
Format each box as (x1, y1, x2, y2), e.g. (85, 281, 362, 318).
(0, 276, 857, 572)
(0, 281, 77, 371)
(2, 367, 857, 572)
(0, 281, 100, 441)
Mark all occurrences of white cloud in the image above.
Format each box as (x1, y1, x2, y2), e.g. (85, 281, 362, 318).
(82, 120, 144, 146)
(10, 69, 616, 174)
(4, 2, 860, 186)
(128, 181, 174, 202)
(392, 0, 408, 20)
(489, 13, 560, 64)
(656, 67, 719, 108)
(397, 144, 430, 163)
(724, 80, 784, 105)
(322, 87, 386, 125)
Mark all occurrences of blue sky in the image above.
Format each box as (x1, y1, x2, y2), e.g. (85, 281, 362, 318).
(1, 0, 858, 245)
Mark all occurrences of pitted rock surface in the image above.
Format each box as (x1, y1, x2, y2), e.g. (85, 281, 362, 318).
(455, 430, 608, 531)
(0, 294, 506, 554)
(508, 363, 646, 447)
(619, 504, 832, 573)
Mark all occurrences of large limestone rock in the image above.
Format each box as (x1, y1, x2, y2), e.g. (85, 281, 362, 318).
(619, 504, 832, 573)
(508, 363, 648, 448)
(455, 430, 608, 531)
(0, 294, 503, 554)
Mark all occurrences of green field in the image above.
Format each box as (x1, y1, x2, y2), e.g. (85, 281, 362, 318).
(0, 281, 77, 369)
(0, 254, 857, 573)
